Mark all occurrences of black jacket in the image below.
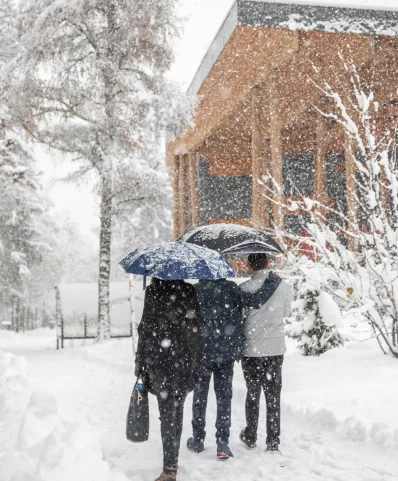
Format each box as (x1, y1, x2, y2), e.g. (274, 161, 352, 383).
(135, 279, 204, 396)
(195, 276, 282, 365)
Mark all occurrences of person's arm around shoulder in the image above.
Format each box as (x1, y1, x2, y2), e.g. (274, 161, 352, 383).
(238, 273, 282, 309)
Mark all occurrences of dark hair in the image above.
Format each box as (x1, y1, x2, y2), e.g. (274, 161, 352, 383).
(248, 253, 269, 271)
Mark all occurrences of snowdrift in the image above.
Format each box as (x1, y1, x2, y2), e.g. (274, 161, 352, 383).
(0, 350, 110, 481)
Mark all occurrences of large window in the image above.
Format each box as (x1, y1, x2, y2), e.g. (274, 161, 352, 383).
(198, 159, 252, 224)
(283, 154, 315, 196)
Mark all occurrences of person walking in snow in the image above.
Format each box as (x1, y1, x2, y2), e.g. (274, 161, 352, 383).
(187, 277, 278, 460)
(135, 278, 204, 481)
(239, 253, 292, 454)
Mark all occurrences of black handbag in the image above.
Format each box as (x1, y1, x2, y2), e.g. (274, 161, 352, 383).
(126, 379, 149, 443)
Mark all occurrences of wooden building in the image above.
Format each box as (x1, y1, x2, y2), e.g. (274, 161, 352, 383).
(167, 1, 398, 246)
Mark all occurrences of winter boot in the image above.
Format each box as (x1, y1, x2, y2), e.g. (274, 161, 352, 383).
(216, 441, 234, 460)
(239, 429, 257, 450)
(266, 444, 290, 467)
(187, 437, 204, 453)
(154, 468, 177, 481)
(266, 443, 281, 455)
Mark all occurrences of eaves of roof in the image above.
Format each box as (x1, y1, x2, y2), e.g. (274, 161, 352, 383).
(188, 0, 398, 96)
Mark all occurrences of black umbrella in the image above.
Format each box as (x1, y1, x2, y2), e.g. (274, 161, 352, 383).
(179, 224, 284, 255)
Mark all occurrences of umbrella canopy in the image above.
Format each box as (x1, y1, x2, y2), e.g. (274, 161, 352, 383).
(222, 240, 282, 255)
(180, 224, 284, 255)
(119, 241, 236, 280)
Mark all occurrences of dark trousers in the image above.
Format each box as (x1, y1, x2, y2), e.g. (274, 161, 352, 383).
(192, 361, 234, 444)
(157, 393, 186, 473)
(242, 356, 283, 447)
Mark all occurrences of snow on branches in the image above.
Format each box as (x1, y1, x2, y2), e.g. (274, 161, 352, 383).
(269, 56, 398, 358)
(5, 0, 195, 340)
(0, 119, 51, 307)
(288, 277, 344, 356)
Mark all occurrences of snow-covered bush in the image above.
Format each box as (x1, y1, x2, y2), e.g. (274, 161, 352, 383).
(288, 277, 344, 356)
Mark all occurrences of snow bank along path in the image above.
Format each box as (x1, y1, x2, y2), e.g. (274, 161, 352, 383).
(0, 330, 397, 481)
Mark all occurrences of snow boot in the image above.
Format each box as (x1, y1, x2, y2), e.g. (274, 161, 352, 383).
(239, 429, 257, 450)
(266, 444, 280, 454)
(216, 441, 234, 460)
(154, 468, 177, 481)
(187, 437, 204, 453)
(266, 445, 290, 467)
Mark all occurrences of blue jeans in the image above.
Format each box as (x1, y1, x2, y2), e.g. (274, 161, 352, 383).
(192, 361, 234, 444)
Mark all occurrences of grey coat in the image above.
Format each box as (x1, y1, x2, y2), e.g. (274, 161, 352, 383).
(240, 270, 293, 357)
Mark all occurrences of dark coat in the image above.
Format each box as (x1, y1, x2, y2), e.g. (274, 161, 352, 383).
(135, 279, 204, 397)
(195, 279, 244, 365)
(195, 277, 282, 365)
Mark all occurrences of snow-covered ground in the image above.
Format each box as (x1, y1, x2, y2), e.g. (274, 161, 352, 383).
(1, 329, 397, 481)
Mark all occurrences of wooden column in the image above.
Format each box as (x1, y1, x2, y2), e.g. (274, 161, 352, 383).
(172, 155, 180, 240)
(263, 138, 272, 229)
(269, 69, 284, 232)
(188, 152, 200, 228)
(344, 132, 358, 251)
(252, 85, 267, 230)
(315, 112, 327, 202)
(178, 154, 189, 237)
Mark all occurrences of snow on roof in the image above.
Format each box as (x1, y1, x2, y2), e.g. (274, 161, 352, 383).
(58, 282, 131, 319)
(250, 0, 398, 12)
(58, 282, 133, 335)
(187, 0, 398, 96)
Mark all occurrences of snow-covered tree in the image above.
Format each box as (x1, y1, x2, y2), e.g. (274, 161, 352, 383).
(111, 148, 173, 279)
(0, 118, 51, 313)
(7, 0, 194, 340)
(288, 278, 344, 356)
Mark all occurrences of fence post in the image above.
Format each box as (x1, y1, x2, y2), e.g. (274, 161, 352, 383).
(11, 297, 15, 332)
(22, 307, 26, 333)
(84, 314, 88, 339)
(15, 302, 20, 333)
(129, 275, 136, 356)
(55, 286, 64, 349)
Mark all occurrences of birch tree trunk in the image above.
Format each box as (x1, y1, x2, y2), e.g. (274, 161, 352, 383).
(97, 2, 116, 342)
(97, 172, 112, 341)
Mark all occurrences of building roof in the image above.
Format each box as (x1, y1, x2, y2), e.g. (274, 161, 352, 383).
(188, 0, 398, 96)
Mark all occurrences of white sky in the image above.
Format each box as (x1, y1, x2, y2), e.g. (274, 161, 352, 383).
(40, 0, 236, 245)
(42, 0, 397, 244)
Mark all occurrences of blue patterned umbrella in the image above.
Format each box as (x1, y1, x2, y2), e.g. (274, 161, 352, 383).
(119, 242, 236, 280)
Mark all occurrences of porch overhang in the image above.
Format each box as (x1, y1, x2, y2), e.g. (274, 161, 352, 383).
(168, 1, 398, 157)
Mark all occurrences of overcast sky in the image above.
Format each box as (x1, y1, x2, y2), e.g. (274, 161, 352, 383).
(40, 0, 236, 244)
(42, 0, 398, 244)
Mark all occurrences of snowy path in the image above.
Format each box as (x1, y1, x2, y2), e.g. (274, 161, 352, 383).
(1, 331, 397, 481)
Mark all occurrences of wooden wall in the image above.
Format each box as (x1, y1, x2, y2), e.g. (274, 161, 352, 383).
(168, 26, 398, 240)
